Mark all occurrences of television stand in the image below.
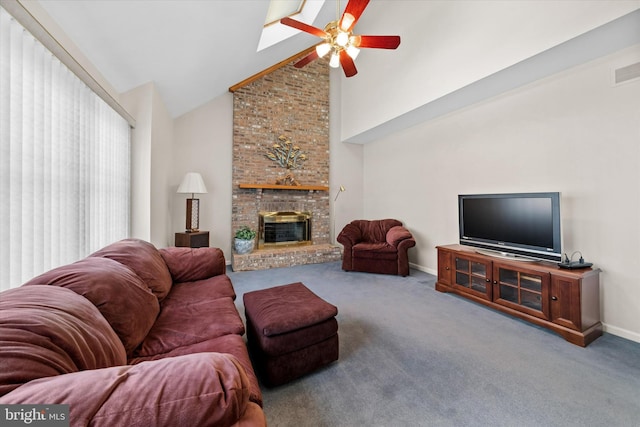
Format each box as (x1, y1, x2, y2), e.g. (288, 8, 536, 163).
(436, 244, 602, 347)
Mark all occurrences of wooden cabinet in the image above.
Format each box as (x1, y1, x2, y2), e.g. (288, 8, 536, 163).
(436, 244, 602, 347)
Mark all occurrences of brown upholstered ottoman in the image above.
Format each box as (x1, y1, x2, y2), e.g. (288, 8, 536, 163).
(243, 282, 339, 386)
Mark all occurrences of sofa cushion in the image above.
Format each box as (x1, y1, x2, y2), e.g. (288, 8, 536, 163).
(164, 275, 236, 304)
(134, 296, 245, 357)
(0, 353, 253, 427)
(0, 285, 126, 397)
(90, 239, 173, 302)
(353, 242, 398, 260)
(129, 334, 262, 407)
(160, 247, 226, 283)
(22, 257, 160, 355)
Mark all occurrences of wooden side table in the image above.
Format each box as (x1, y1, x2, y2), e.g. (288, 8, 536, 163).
(175, 231, 209, 248)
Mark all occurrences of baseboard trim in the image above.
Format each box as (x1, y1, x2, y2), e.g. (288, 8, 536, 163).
(409, 262, 436, 276)
(603, 323, 640, 344)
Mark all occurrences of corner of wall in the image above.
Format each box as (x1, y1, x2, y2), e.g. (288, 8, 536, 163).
(120, 82, 174, 248)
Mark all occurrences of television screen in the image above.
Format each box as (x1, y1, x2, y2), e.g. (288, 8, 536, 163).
(458, 192, 562, 262)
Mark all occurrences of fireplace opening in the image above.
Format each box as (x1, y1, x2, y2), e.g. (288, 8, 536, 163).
(259, 211, 311, 249)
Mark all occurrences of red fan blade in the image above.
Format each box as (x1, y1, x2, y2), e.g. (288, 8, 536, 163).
(294, 50, 320, 68)
(280, 17, 326, 39)
(353, 35, 401, 49)
(339, 50, 358, 77)
(340, 0, 370, 32)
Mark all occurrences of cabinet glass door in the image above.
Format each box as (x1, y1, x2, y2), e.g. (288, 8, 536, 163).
(494, 264, 549, 319)
(454, 256, 491, 300)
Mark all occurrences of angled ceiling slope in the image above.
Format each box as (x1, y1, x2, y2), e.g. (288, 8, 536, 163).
(343, 7, 640, 144)
(34, 0, 340, 118)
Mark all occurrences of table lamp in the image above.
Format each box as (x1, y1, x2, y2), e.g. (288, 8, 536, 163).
(177, 172, 208, 232)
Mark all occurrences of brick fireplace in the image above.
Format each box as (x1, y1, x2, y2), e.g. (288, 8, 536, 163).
(229, 54, 341, 271)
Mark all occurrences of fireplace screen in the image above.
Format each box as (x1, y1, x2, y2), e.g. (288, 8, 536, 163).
(259, 211, 311, 249)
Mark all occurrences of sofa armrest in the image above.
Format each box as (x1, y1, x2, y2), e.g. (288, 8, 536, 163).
(337, 223, 363, 248)
(386, 226, 414, 248)
(0, 352, 260, 427)
(395, 229, 416, 277)
(160, 247, 226, 283)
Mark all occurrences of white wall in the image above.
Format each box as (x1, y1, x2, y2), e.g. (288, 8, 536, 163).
(330, 70, 364, 243)
(172, 93, 234, 258)
(361, 45, 640, 342)
(120, 82, 174, 248)
(121, 84, 152, 242)
(150, 86, 174, 247)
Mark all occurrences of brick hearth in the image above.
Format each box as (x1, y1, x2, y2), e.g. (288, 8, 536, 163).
(231, 244, 342, 272)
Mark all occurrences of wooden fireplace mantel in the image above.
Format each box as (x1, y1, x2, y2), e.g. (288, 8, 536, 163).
(239, 183, 329, 191)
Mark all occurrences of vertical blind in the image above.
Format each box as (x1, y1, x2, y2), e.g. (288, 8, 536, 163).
(0, 7, 131, 291)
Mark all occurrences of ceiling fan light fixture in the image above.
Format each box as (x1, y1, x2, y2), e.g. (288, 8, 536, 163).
(316, 42, 331, 58)
(339, 12, 355, 31)
(329, 52, 340, 68)
(335, 31, 349, 47)
(281, 0, 400, 77)
(346, 45, 360, 60)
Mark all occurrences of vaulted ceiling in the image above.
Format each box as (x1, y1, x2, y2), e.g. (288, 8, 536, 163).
(31, 0, 640, 129)
(35, 0, 345, 118)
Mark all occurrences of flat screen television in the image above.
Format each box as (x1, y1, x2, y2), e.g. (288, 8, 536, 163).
(458, 192, 562, 262)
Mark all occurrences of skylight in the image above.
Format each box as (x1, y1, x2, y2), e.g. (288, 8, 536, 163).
(258, 0, 325, 52)
(264, 0, 305, 26)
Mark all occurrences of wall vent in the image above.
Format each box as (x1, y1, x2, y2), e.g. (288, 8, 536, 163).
(614, 62, 640, 85)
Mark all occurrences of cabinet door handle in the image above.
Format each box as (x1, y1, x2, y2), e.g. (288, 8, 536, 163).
(493, 280, 497, 284)
(486, 279, 490, 283)
(445, 267, 450, 270)
(551, 296, 558, 301)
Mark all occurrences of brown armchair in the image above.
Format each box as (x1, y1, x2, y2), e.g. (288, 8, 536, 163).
(337, 219, 416, 276)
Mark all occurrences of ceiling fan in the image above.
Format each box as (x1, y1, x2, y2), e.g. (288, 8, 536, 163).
(280, 0, 401, 77)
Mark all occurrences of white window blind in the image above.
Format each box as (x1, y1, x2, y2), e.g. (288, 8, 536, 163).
(0, 7, 130, 291)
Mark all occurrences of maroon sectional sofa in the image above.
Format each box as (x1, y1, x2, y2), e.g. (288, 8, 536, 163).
(0, 239, 265, 427)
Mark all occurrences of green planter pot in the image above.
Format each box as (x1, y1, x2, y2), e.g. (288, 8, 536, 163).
(234, 238, 255, 254)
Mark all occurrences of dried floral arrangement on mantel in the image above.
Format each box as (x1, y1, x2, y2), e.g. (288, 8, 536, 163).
(265, 135, 307, 186)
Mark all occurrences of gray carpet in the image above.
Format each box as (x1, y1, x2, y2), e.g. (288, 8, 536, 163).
(228, 261, 640, 427)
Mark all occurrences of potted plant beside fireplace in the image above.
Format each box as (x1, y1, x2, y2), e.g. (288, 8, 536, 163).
(234, 226, 256, 254)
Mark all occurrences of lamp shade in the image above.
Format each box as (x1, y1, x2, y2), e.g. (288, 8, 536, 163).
(177, 172, 207, 194)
